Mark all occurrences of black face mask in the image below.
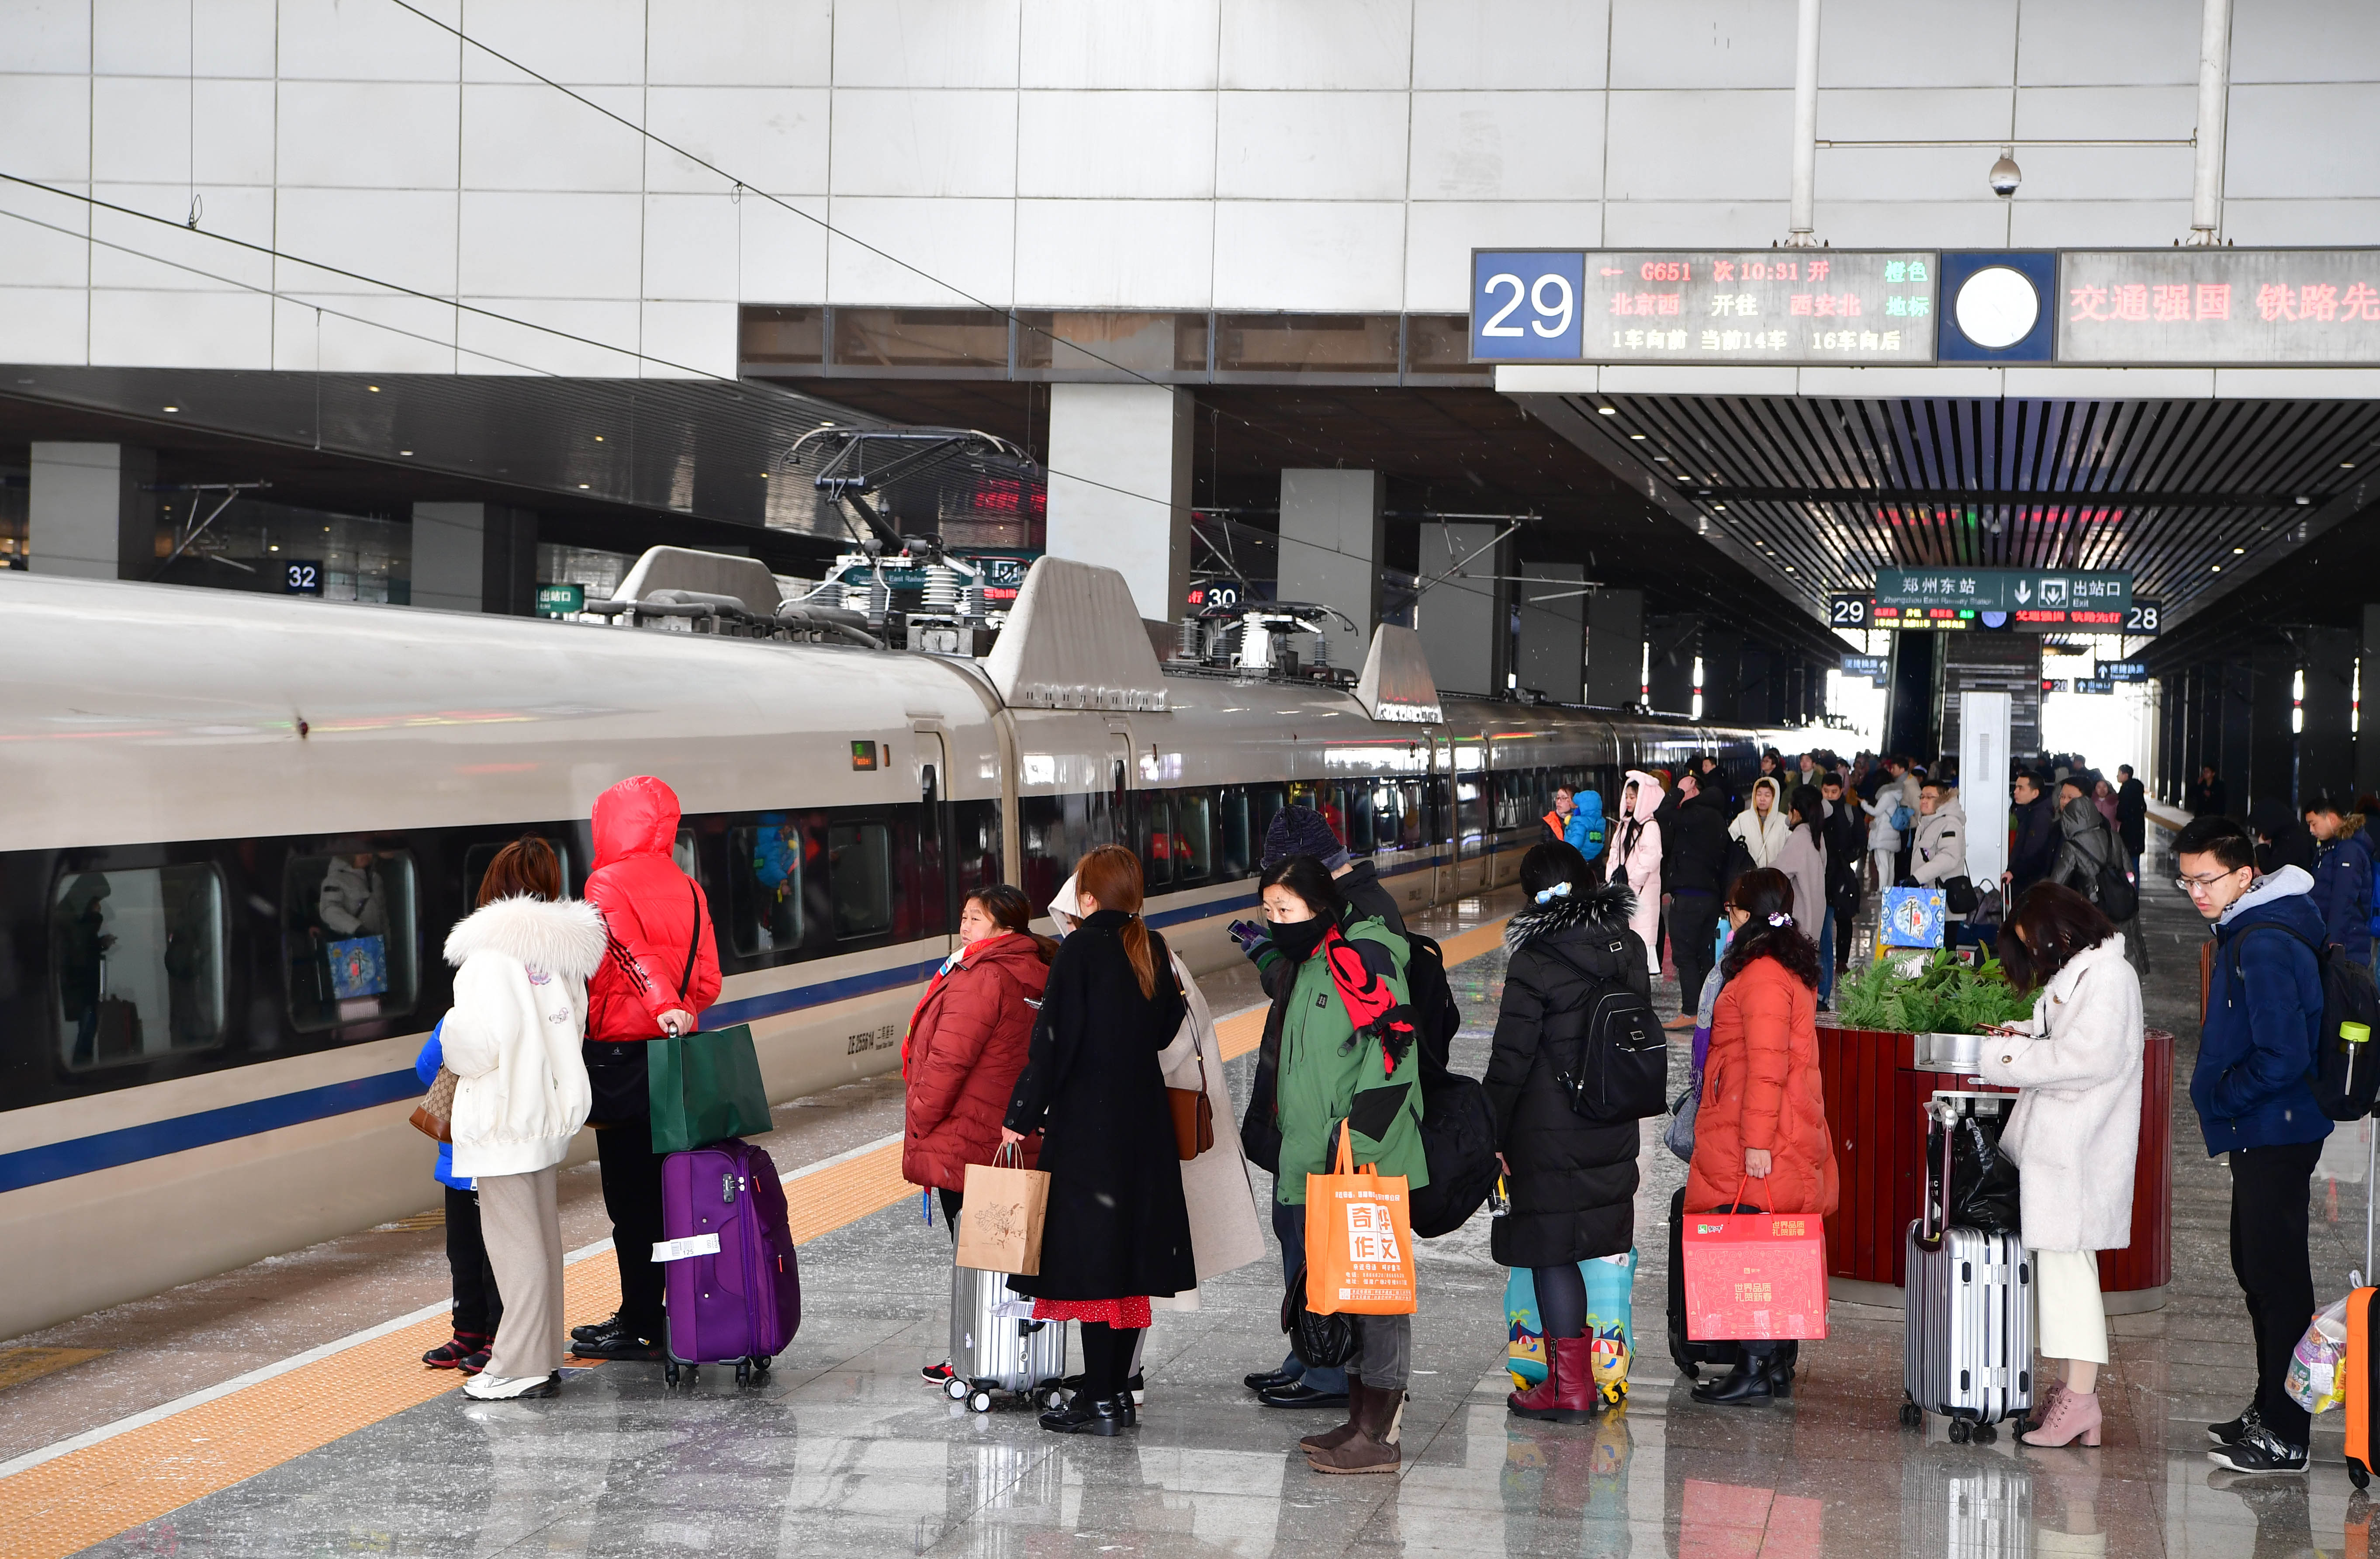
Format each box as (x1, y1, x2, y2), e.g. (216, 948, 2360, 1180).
(1269, 914, 1330, 963)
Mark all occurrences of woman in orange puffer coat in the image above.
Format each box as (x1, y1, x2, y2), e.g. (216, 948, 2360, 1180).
(1684, 865, 1839, 1406)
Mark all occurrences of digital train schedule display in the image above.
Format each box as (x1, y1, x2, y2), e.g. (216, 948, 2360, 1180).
(1470, 250, 1940, 364)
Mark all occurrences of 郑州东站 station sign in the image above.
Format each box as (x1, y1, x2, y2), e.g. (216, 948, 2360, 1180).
(1830, 571, 2157, 635)
(1472, 247, 2380, 367)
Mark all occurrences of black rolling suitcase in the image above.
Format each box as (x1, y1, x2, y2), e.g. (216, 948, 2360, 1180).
(1666, 1186, 1739, 1377)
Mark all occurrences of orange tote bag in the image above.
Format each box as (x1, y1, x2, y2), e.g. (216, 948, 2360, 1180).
(1305, 1127, 1419, 1316)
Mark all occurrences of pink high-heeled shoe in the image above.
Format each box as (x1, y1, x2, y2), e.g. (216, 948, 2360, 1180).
(2020, 1386, 2102, 1448)
(2025, 1379, 2068, 1433)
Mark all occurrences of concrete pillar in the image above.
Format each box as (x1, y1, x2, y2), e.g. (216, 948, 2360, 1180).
(29, 443, 156, 579)
(412, 503, 539, 614)
(2157, 674, 2183, 803)
(1700, 629, 1742, 723)
(2218, 658, 2255, 819)
(1415, 522, 1511, 698)
(1514, 561, 1585, 703)
(1278, 470, 1384, 660)
(1587, 587, 1644, 707)
(2301, 627, 2356, 804)
(2361, 606, 2380, 802)
(1045, 383, 1193, 626)
(1646, 613, 1699, 715)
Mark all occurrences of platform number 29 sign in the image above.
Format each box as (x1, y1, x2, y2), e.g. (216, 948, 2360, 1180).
(1471, 252, 1584, 360)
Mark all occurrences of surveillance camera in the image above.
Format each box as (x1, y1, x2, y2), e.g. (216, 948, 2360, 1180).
(1988, 152, 2022, 198)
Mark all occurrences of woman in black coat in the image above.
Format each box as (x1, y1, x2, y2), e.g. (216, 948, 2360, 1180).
(1001, 844, 1195, 1436)
(1483, 842, 1647, 1423)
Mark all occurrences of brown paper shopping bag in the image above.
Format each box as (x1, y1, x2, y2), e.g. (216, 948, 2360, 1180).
(1304, 1126, 1418, 1316)
(956, 1141, 1049, 1275)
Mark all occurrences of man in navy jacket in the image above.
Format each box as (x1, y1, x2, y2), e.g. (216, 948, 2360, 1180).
(2179, 814, 2331, 1475)
(2303, 795, 2374, 968)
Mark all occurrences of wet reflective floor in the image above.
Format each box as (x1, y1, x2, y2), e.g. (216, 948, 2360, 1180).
(36, 861, 2380, 1558)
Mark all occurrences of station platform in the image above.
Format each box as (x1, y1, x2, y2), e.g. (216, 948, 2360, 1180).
(3, 873, 2376, 1559)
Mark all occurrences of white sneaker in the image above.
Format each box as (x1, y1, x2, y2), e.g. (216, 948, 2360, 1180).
(464, 1371, 560, 1400)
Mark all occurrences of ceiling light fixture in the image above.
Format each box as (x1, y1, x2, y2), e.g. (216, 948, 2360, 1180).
(400, 449, 413, 456)
(1596, 405, 1617, 416)
(162, 405, 179, 412)
(367, 385, 380, 392)
(594, 435, 604, 441)
(2234, 547, 2245, 554)
(1629, 433, 1647, 440)
(578, 483, 591, 489)
(2295, 495, 2312, 505)
(2212, 564, 2222, 572)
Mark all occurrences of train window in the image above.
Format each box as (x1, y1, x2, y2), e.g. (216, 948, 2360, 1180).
(953, 799, 1001, 900)
(1397, 780, 1424, 849)
(1250, 783, 1287, 856)
(282, 849, 420, 1033)
(1456, 778, 1488, 850)
(1020, 793, 1093, 914)
(828, 823, 896, 939)
(462, 839, 577, 906)
(673, 829, 700, 881)
(1346, 783, 1375, 855)
(1142, 794, 1174, 889)
(51, 865, 228, 1069)
(725, 818, 806, 960)
(1173, 790, 1213, 881)
(1217, 789, 1252, 880)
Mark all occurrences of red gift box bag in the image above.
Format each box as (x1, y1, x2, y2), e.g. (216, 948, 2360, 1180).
(1681, 1204, 1830, 1343)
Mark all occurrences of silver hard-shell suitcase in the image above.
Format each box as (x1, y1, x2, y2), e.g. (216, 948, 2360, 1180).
(1899, 1095, 2033, 1443)
(944, 1262, 1069, 1414)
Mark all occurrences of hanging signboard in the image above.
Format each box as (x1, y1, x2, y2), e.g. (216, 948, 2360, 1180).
(2101, 661, 2150, 682)
(2072, 678, 2117, 694)
(2062, 250, 2380, 365)
(1874, 568, 2132, 614)
(1471, 250, 1940, 364)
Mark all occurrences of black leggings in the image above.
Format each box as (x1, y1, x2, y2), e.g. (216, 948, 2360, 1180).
(1078, 1321, 1143, 1400)
(938, 1187, 963, 1244)
(1532, 1263, 1587, 1342)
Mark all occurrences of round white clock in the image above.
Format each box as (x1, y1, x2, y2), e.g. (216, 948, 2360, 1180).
(1955, 266, 2040, 350)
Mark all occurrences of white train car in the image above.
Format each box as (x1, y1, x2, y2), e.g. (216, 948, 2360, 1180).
(0, 556, 1782, 1338)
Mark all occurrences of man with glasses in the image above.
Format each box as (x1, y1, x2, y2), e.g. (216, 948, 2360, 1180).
(2175, 814, 2330, 1475)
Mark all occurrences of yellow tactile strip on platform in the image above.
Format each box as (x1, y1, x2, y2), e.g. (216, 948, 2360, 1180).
(0, 915, 1509, 1557)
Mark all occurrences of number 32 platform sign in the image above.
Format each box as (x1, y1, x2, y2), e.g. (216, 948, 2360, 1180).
(1472, 249, 1940, 366)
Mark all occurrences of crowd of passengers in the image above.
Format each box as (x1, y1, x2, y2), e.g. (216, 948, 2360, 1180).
(412, 755, 2336, 1478)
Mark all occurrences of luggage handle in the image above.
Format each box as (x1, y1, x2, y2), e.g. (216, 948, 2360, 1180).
(1922, 1098, 1955, 1245)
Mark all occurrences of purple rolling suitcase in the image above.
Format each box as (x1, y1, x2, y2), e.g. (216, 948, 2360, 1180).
(658, 1138, 801, 1386)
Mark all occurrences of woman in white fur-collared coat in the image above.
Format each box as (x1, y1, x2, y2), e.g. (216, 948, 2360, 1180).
(1973, 881, 2145, 1450)
(437, 838, 607, 1401)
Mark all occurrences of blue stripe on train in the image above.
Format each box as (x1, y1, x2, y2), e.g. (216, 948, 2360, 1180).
(0, 849, 1467, 1192)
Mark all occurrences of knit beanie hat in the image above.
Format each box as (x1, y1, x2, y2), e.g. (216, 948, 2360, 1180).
(1263, 806, 1350, 872)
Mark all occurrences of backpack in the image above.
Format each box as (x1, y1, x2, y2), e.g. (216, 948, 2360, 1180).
(1543, 938, 1669, 1124)
(1889, 801, 1916, 834)
(2230, 922, 2380, 1122)
(2093, 853, 2138, 923)
(1398, 931, 1501, 1239)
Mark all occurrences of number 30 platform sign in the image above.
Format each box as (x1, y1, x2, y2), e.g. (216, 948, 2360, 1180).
(1472, 249, 1941, 366)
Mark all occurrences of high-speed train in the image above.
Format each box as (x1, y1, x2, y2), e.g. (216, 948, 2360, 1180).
(0, 554, 1795, 1338)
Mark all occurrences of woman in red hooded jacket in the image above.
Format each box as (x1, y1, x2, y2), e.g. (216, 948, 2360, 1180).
(1684, 866, 1839, 1406)
(569, 776, 722, 1362)
(906, 884, 1055, 1385)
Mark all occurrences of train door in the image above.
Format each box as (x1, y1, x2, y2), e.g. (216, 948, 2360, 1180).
(1107, 723, 1135, 856)
(1451, 732, 1488, 897)
(911, 725, 955, 954)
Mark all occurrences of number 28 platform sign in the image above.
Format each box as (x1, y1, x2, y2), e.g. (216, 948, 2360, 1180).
(1471, 249, 1941, 365)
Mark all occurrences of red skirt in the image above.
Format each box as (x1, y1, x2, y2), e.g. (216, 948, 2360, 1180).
(1031, 1296, 1152, 1329)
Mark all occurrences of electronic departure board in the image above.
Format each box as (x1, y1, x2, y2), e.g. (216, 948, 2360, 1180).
(2063, 250, 2380, 365)
(1471, 250, 1940, 364)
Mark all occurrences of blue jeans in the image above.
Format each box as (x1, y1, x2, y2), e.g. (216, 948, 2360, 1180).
(1273, 1199, 1346, 1393)
(1818, 906, 1836, 1005)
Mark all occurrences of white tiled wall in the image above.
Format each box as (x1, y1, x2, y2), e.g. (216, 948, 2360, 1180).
(4, 0, 2380, 375)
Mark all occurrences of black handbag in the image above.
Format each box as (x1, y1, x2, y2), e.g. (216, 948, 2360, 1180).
(1942, 875, 1979, 915)
(1282, 1267, 1358, 1368)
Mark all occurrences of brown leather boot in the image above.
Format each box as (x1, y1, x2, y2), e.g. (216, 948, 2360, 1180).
(1300, 1378, 1366, 1454)
(1307, 1377, 1402, 1475)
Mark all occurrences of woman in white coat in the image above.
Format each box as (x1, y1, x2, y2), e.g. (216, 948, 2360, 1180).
(1048, 875, 1264, 1397)
(1974, 881, 2144, 1450)
(1729, 776, 1791, 870)
(438, 838, 606, 1401)
(1616, 772, 1666, 978)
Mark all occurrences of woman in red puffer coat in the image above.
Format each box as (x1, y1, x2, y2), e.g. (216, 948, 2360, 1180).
(1684, 866, 1838, 1407)
(906, 884, 1054, 1382)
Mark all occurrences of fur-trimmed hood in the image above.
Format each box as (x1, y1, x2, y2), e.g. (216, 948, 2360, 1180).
(444, 894, 607, 981)
(1504, 879, 1636, 951)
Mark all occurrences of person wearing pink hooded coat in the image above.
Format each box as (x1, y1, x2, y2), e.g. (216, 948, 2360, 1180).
(1614, 770, 1666, 977)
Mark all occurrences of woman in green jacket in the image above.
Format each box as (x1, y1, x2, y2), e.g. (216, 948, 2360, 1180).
(1260, 854, 1426, 1477)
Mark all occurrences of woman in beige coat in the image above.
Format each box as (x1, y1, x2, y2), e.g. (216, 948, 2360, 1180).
(1048, 875, 1264, 1397)
(1975, 882, 2144, 1450)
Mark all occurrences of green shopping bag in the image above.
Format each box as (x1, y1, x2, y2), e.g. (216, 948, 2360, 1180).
(646, 1023, 772, 1153)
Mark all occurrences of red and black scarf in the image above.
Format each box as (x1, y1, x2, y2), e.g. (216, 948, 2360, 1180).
(1321, 926, 1419, 1078)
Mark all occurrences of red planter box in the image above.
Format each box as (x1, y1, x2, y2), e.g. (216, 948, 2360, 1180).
(1814, 1023, 2173, 1298)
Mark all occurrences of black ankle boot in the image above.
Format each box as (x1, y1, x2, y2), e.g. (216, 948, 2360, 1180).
(1039, 1393, 1128, 1436)
(1691, 1354, 1777, 1406)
